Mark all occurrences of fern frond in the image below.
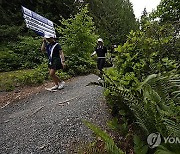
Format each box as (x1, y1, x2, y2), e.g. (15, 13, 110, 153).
(163, 119, 180, 137)
(155, 144, 180, 154)
(83, 120, 124, 154)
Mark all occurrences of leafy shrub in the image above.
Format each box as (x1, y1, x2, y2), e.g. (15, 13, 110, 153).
(105, 22, 179, 90)
(0, 36, 44, 72)
(0, 61, 73, 92)
(0, 25, 22, 41)
(91, 72, 180, 153)
(65, 54, 96, 75)
(56, 70, 71, 81)
(16, 62, 49, 85)
(92, 21, 180, 153)
(10, 36, 44, 68)
(0, 69, 34, 92)
(0, 50, 21, 72)
(57, 5, 98, 75)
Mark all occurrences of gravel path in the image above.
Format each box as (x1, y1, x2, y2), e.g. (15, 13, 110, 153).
(0, 74, 111, 154)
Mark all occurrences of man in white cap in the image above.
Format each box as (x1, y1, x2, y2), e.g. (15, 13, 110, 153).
(41, 33, 65, 90)
(91, 38, 107, 80)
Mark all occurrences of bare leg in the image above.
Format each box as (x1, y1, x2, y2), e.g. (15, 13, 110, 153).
(49, 69, 61, 85)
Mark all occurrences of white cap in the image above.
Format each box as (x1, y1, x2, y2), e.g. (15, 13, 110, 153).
(44, 33, 56, 38)
(97, 38, 103, 43)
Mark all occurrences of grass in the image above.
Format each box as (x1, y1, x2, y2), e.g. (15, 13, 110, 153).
(0, 67, 72, 92)
(0, 58, 97, 92)
(0, 69, 35, 91)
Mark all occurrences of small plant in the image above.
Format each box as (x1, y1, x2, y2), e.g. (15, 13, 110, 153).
(83, 120, 124, 154)
(133, 135, 148, 154)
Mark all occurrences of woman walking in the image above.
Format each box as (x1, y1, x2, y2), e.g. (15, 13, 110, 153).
(91, 38, 107, 80)
(41, 33, 65, 90)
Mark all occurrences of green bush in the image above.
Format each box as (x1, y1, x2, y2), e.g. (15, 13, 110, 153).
(16, 62, 49, 85)
(0, 36, 44, 72)
(0, 25, 22, 40)
(57, 5, 98, 75)
(0, 69, 34, 92)
(0, 50, 21, 72)
(66, 54, 96, 75)
(107, 22, 179, 90)
(97, 21, 180, 153)
(10, 36, 44, 68)
(0, 61, 73, 92)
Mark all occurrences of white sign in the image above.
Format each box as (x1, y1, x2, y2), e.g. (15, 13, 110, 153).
(22, 6, 56, 37)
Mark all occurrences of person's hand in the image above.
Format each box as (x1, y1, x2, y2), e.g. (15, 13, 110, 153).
(91, 51, 96, 57)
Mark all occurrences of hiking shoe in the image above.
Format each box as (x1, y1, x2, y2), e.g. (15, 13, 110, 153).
(98, 77, 102, 81)
(49, 85, 58, 90)
(58, 81, 65, 90)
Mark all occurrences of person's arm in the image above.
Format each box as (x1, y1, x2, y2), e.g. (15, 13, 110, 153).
(91, 51, 96, 57)
(41, 38, 47, 52)
(60, 50, 65, 68)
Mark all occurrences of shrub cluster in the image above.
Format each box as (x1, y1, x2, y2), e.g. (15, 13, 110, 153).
(93, 22, 180, 153)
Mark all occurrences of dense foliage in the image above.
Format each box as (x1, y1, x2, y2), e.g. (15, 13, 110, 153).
(88, 1, 180, 153)
(0, 0, 77, 25)
(0, 0, 79, 72)
(84, 0, 138, 45)
(0, 36, 43, 72)
(0, 0, 179, 153)
(0, 0, 137, 74)
(86, 22, 179, 153)
(0, 0, 78, 40)
(0, 5, 98, 91)
(151, 0, 180, 23)
(57, 5, 97, 75)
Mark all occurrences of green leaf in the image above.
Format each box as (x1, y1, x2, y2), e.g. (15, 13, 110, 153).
(137, 74, 158, 90)
(83, 120, 124, 154)
(134, 135, 148, 154)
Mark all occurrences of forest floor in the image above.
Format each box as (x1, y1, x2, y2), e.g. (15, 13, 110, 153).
(0, 74, 114, 153)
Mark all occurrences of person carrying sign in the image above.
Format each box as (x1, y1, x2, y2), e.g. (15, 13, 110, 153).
(91, 38, 107, 80)
(41, 33, 65, 90)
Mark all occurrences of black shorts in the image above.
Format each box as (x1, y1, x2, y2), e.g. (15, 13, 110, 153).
(48, 57, 63, 70)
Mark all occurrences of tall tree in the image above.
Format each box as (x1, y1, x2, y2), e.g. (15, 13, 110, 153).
(151, 0, 180, 23)
(0, 0, 77, 25)
(83, 0, 138, 45)
(0, 0, 78, 40)
(140, 8, 149, 30)
(150, 0, 180, 36)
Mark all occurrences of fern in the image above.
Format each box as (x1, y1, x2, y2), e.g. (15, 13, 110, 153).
(134, 135, 148, 154)
(87, 73, 180, 153)
(83, 120, 124, 154)
(163, 118, 180, 137)
(155, 144, 180, 154)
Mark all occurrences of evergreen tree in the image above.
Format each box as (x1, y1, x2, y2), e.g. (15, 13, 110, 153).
(140, 8, 149, 30)
(0, 0, 78, 40)
(0, 0, 77, 25)
(151, 0, 180, 23)
(83, 0, 138, 45)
